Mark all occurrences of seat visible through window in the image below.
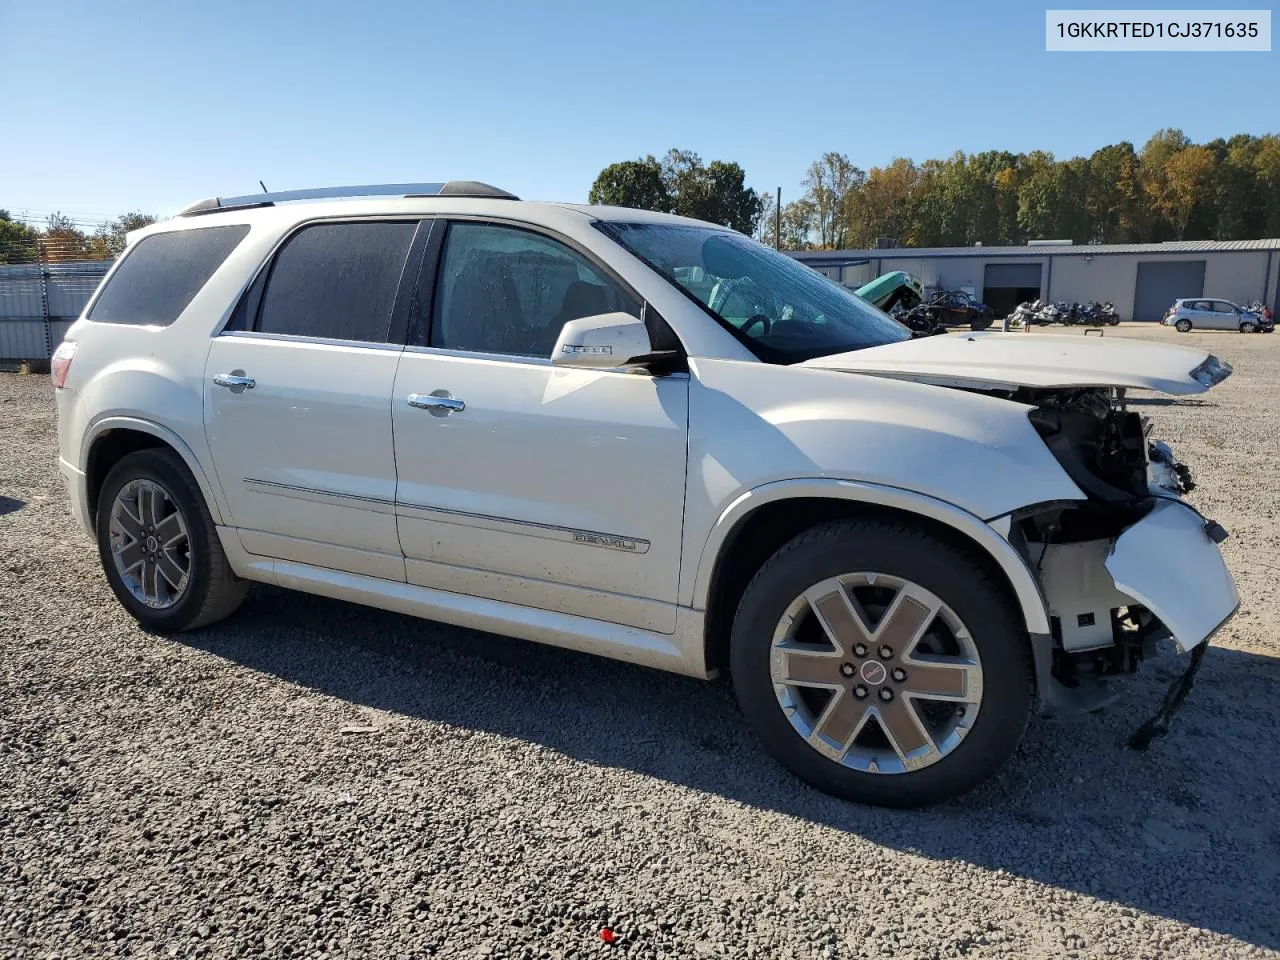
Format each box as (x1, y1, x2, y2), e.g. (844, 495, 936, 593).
(432, 223, 639, 357)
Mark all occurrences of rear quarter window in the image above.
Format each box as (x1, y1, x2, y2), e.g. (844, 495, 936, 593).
(88, 224, 250, 326)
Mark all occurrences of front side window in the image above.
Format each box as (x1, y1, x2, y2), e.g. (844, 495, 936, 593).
(597, 222, 909, 364)
(89, 225, 249, 326)
(432, 222, 639, 357)
(256, 221, 417, 342)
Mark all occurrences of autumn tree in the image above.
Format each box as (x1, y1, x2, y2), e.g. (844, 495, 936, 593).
(1162, 146, 1217, 239)
(849, 158, 919, 247)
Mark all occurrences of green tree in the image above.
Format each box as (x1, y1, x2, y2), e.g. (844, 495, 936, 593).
(0, 210, 39, 262)
(588, 151, 763, 234)
(1214, 136, 1263, 240)
(801, 152, 864, 248)
(1255, 136, 1280, 237)
(778, 198, 817, 249)
(88, 211, 159, 258)
(587, 157, 671, 212)
(1086, 142, 1145, 242)
(657, 150, 762, 234)
(699, 160, 765, 235)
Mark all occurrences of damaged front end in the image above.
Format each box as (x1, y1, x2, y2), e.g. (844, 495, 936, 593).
(1000, 386, 1239, 736)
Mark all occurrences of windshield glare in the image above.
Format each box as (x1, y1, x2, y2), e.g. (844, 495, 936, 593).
(597, 222, 909, 363)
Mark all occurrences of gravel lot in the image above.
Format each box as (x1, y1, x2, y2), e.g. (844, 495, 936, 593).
(2, 324, 1279, 959)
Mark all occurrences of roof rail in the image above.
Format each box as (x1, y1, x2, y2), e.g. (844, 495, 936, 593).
(177, 180, 519, 216)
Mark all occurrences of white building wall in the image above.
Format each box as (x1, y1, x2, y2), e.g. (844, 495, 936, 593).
(1047, 256, 1138, 318)
(1202, 252, 1271, 305)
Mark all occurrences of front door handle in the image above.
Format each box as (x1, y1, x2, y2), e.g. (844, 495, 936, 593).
(213, 372, 255, 390)
(407, 391, 465, 415)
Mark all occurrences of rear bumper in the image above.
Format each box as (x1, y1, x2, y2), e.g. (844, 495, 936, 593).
(58, 456, 93, 537)
(1105, 500, 1240, 652)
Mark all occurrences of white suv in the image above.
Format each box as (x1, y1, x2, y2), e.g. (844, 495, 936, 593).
(52, 182, 1239, 807)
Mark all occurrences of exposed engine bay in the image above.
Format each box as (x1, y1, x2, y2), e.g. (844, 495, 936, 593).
(982, 387, 1226, 718)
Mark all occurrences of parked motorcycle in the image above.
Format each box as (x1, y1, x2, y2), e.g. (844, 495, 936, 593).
(1098, 301, 1120, 325)
(1005, 301, 1037, 330)
(1076, 301, 1101, 325)
(1032, 299, 1060, 325)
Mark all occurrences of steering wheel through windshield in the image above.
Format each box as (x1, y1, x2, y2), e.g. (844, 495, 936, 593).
(709, 276, 777, 338)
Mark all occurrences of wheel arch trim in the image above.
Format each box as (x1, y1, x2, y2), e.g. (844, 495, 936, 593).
(690, 478, 1051, 635)
(81, 416, 227, 526)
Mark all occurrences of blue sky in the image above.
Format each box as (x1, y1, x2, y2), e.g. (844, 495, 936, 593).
(3, 0, 1276, 224)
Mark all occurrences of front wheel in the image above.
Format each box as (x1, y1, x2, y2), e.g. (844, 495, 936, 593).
(96, 448, 248, 632)
(1175, 319, 1193, 333)
(1240, 321, 1257, 334)
(730, 519, 1033, 808)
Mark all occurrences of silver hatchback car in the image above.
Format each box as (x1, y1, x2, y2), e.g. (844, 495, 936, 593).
(1163, 298, 1274, 333)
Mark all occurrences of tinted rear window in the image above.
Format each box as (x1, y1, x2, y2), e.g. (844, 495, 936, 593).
(89, 225, 250, 326)
(255, 221, 417, 342)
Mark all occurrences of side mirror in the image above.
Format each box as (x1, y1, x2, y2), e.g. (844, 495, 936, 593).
(551, 312, 671, 371)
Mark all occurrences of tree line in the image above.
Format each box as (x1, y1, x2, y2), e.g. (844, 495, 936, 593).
(0, 210, 158, 263)
(590, 129, 1280, 250)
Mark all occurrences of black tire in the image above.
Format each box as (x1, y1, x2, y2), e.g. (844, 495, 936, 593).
(729, 518, 1033, 808)
(1108, 316, 1120, 326)
(96, 448, 247, 632)
(969, 315, 993, 332)
(1175, 319, 1192, 333)
(1240, 321, 1257, 334)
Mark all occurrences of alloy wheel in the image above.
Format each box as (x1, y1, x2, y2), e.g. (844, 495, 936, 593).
(769, 573, 983, 775)
(108, 478, 191, 609)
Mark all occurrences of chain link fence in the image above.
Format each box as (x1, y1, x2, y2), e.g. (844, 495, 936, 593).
(1, 237, 114, 363)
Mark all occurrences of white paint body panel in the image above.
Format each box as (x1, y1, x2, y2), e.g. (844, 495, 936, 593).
(803, 331, 1220, 394)
(391, 350, 688, 633)
(52, 194, 1238, 684)
(203, 335, 405, 580)
(1106, 500, 1240, 652)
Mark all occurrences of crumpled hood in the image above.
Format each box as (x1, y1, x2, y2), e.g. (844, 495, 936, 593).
(801, 332, 1232, 394)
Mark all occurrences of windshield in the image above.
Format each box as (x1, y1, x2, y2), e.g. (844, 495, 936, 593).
(596, 221, 910, 363)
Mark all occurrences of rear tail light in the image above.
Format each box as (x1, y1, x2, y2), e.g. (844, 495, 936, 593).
(51, 340, 77, 389)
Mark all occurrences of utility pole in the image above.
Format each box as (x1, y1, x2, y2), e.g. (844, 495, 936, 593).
(774, 187, 781, 250)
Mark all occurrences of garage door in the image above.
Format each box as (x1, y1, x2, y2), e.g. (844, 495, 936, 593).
(984, 263, 1043, 288)
(982, 263, 1043, 318)
(1133, 260, 1205, 322)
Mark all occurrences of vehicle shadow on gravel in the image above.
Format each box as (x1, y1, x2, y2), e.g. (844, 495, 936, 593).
(180, 586, 1280, 950)
(0, 495, 25, 517)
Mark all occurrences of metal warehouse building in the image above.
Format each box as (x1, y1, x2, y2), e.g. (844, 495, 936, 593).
(791, 238, 1280, 321)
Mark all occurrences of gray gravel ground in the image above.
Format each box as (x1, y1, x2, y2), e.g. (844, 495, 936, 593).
(2, 324, 1279, 959)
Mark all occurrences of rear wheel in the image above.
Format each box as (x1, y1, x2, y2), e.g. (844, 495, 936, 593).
(1175, 319, 1193, 333)
(96, 449, 247, 632)
(729, 519, 1033, 808)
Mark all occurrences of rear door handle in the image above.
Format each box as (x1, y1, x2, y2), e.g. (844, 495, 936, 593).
(213, 373, 255, 389)
(407, 392, 464, 414)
